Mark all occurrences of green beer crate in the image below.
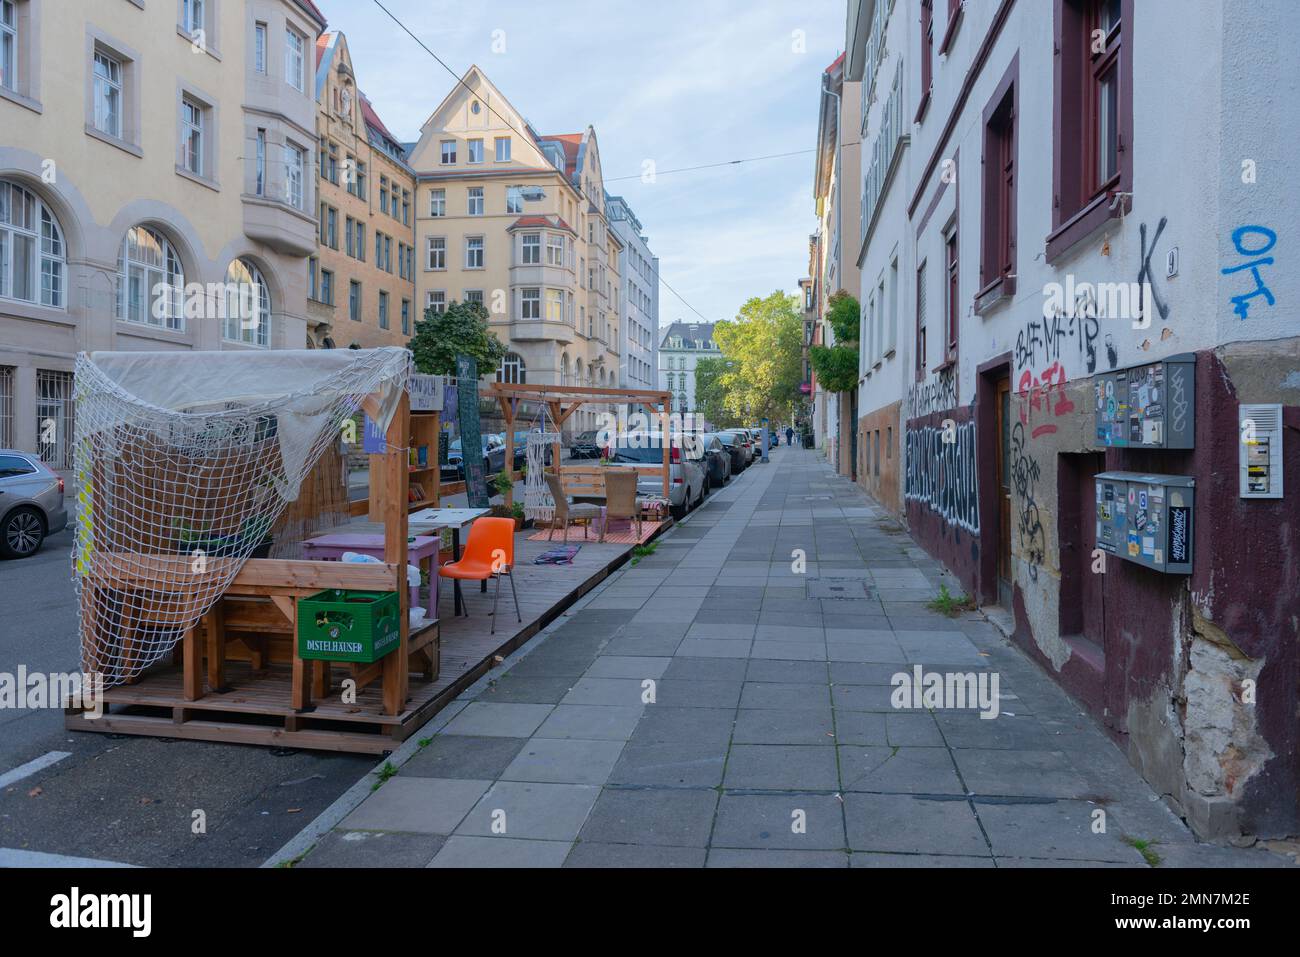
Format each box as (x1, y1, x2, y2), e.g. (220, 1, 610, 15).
(297, 589, 400, 663)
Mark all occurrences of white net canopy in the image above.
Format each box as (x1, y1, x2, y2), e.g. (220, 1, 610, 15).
(71, 348, 411, 687)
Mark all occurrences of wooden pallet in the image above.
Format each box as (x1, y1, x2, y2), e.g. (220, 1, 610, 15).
(68, 523, 669, 753)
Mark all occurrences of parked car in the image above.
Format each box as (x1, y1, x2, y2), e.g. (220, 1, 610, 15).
(0, 450, 68, 559)
(713, 430, 748, 474)
(699, 434, 732, 487)
(604, 432, 706, 520)
(721, 429, 754, 467)
(569, 430, 602, 460)
(443, 433, 507, 479)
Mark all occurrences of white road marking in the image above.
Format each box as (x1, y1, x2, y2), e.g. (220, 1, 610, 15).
(0, 750, 72, 790)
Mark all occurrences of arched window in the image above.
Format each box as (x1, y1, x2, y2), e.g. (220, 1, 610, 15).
(574, 357, 584, 386)
(117, 225, 184, 330)
(0, 179, 65, 307)
(497, 351, 526, 385)
(560, 353, 570, 385)
(223, 258, 270, 346)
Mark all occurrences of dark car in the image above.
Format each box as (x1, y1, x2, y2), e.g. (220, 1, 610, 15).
(442, 433, 507, 479)
(0, 450, 68, 559)
(699, 433, 732, 488)
(712, 431, 747, 474)
(721, 429, 754, 466)
(569, 430, 601, 459)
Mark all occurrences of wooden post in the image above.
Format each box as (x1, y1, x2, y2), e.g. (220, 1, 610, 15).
(499, 393, 516, 509)
(381, 391, 411, 716)
(203, 604, 226, 692)
(660, 401, 670, 498)
(182, 625, 203, 701)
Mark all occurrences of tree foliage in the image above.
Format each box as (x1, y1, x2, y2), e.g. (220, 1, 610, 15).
(808, 343, 859, 393)
(408, 300, 507, 377)
(811, 289, 860, 393)
(706, 291, 804, 424)
(826, 290, 861, 344)
(694, 356, 742, 429)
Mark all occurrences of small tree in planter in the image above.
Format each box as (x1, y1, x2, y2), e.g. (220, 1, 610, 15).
(489, 470, 524, 530)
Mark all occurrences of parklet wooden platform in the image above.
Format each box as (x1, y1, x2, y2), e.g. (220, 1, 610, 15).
(67, 522, 659, 753)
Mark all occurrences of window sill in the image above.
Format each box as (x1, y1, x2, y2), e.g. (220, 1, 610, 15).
(914, 88, 932, 124)
(0, 85, 43, 115)
(176, 165, 221, 192)
(938, 3, 963, 55)
(933, 357, 956, 374)
(974, 274, 1015, 315)
(116, 318, 189, 337)
(85, 125, 143, 158)
(0, 297, 73, 324)
(176, 25, 222, 62)
(1046, 190, 1131, 265)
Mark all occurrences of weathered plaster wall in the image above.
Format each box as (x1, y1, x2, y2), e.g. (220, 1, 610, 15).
(858, 400, 903, 517)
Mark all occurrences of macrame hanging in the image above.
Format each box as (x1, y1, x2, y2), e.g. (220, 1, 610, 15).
(523, 401, 562, 523)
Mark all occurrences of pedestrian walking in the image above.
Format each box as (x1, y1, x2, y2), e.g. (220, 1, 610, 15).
(785, 426, 794, 447)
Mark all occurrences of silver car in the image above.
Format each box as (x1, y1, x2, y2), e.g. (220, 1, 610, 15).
(604, 432, 706, 520)
(0, 450, 68, 559)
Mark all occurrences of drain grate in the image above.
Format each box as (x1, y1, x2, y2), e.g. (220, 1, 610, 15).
(806, 578, 875, 600)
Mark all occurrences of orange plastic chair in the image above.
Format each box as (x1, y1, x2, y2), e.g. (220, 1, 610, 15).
(438, 516, 521, 633)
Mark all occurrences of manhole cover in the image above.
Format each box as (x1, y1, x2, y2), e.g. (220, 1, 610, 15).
(806, 578, 874, 600)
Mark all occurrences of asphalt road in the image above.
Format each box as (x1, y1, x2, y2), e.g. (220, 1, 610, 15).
(0, 451, 634, 866)
(0, 531, 374, 867)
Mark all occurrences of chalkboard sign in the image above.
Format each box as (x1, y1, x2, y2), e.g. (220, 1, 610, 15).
(456, 355, 490, 509)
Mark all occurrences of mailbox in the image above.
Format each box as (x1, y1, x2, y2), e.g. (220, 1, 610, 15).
(1095, 471, 1195, 574)
(1094, 353, 1195, 449)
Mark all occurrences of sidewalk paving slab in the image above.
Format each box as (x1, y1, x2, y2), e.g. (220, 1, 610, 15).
(289, 448, 1297, 869)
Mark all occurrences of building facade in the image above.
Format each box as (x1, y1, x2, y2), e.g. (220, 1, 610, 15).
(309, 30, 415, 349)
(658, 321, 719, 417)
(812, 52, 862, 479)
(844, 0, 1300, 840)
(606, 194, 658, 400)
(408, 66, 623, 434)
(0, 0, 326, 468)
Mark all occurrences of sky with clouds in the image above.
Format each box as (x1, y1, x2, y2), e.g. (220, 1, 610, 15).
(319, 0, 847, 330)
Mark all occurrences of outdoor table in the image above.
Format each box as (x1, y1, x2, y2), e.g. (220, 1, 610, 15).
(409, 507, 491, 616)
(301, 532, 443, 622)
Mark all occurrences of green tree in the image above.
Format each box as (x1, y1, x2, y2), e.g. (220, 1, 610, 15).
(808, 289, 860, 393)
(695, 356, 742, 429)
(709, 291, 804, 424)
(407, 300, 507, 376)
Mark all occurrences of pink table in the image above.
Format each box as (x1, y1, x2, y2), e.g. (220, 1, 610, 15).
(301, 533, 443, 621)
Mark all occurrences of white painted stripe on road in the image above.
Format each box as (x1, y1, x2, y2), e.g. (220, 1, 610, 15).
(0, 750, 71, 790)
(0, 847, 136, 868)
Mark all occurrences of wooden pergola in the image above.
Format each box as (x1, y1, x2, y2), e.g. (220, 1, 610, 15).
(486, 382, 675, 499)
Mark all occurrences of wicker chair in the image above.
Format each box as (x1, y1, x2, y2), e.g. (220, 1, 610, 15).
(543, 472, 601, 542)
(601, 469, 643, 543)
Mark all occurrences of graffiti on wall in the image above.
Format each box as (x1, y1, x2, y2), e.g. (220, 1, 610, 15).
(1014, 311, 1116, 378)
(1009, 421, 1046, 580)
(1018, 361, 1075, 439)
(1136, 217, 1172, 325)
(1221, 225, 1277, 320)
(906, 367, 959, 419)
(904, 421, 979, 533)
